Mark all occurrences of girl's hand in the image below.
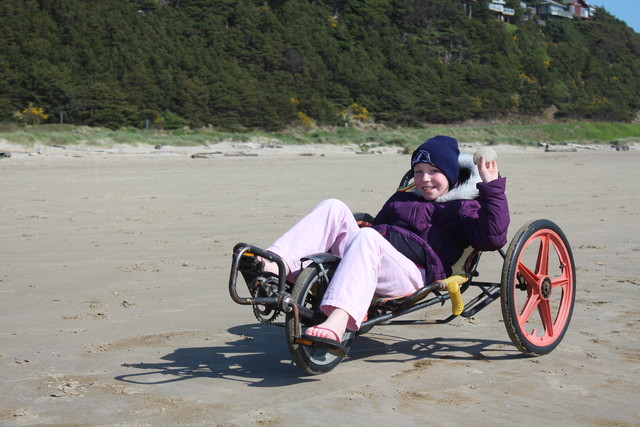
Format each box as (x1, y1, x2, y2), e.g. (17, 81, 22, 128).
(477, 157, 499, 183)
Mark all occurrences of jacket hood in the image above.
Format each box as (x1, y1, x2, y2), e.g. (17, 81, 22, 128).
(413, 153, 480, 202)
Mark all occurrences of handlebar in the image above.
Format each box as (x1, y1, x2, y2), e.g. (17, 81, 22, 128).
(228, 243, 289, 307)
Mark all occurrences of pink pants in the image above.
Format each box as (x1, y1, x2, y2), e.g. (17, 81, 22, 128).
(268, 199, 424, 331)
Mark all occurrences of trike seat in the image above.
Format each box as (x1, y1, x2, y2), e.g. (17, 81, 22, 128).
(371, 274, 467, 315)
(354, 209, 479, 315)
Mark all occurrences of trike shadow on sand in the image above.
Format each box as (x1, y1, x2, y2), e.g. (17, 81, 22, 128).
(115, 323, 525, 387)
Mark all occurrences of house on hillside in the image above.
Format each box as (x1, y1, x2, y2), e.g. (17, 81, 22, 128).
(535, 0, 595, 21)
(487, 0, 516, 22)
(535, 0, 574, 20)
(520, 1, 537, 15)
(460, 0, 594, 24)
(566, 0, 593, 19)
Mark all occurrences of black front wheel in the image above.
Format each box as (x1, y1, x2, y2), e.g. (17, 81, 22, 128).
(285, 262, 354, 375)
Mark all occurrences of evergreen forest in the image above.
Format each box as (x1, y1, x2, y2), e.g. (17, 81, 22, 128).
(2, 0, 640, 131)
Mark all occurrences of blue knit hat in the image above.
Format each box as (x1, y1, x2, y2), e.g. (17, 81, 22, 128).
(411, 135, 460, 189)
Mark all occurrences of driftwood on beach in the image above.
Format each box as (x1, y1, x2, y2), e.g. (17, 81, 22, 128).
(190, 152, 223, 158)
(541, 142, 631, 152)
(541, 143, 578, 152)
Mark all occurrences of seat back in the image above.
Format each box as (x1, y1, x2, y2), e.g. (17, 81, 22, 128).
(397, 170, 415, 192)
(451, 246, 479, 277)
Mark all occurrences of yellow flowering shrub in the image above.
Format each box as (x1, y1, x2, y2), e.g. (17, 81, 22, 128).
(341, 103, 371, 124)
(297, 111, 316, 129)
(15, 103, 48, 124)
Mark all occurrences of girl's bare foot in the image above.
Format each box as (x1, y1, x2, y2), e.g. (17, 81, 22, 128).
(259, 256, 289, 277)
(305, 308, 350, 342)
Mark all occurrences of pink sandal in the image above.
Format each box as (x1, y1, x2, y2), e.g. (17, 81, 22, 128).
(297, 326, 348, 357)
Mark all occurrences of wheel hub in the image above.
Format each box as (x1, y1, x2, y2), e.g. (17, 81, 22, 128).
(541, 277, 552, 299)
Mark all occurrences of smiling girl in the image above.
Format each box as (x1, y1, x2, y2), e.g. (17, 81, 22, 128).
(254, 135, 509, 355)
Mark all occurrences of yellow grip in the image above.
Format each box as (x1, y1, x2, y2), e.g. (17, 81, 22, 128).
(444, 275, 466, 316)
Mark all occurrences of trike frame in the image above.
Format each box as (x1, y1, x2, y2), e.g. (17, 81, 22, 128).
(227, 216, 576, 375)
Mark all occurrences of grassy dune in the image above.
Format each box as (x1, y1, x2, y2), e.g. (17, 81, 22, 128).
(1, 122, 639, 151)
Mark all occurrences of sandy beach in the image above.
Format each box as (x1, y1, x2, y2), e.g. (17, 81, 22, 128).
(1, 140, 639, 426)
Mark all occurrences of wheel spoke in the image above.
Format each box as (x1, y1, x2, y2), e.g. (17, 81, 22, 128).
(515, 257, 543, 328)
(551, 275, 569, 289)
(535, 234, 550, 276)
(537, 299, 555, 337)
(517, 260, 539, 287)
(518, 289, 540, 329)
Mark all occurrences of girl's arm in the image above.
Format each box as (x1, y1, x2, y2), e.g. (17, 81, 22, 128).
(464, 159, 510, 250)
(477, 157, 499, 183)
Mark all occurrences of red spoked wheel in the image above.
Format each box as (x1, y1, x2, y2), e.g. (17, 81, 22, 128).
(500, 219, 576, 356)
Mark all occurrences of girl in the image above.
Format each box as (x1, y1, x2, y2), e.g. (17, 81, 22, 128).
(256, 135, 509, 355)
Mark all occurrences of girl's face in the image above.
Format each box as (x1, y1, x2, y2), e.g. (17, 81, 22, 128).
(413, 163, 450, 201)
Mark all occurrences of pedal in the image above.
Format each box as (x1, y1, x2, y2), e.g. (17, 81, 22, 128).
(238, 252, 265, 286)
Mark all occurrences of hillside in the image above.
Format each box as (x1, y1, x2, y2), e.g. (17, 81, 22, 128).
(1, 0, 639, 130)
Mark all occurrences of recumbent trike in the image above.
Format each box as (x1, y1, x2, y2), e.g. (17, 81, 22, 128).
(227, 169, 576, 375)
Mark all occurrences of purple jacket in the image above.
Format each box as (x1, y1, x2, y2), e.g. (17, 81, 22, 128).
(372, 155, 509, 283)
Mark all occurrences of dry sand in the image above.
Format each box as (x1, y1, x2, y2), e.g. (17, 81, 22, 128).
(0, 140, 639, 426)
